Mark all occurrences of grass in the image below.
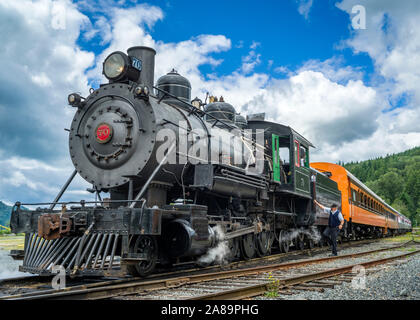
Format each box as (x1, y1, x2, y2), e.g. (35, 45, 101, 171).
(399, 246, 418, 252)
(382, 233, 417, 243)
(0, 234, 25, 250)
(264, 272, 281, 298)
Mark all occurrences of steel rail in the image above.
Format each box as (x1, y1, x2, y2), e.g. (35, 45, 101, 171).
(0, 275, 43, 285)
(3, 240, 414, 300)
(190, 248, 420, 300)
(0, 237, 380, 296)
(0, 237, 382, 298)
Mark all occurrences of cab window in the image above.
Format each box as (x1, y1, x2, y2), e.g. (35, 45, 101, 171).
(299, 145, 309, 168)
(294, 140, 300, 167)
(279, 147, 290, 163)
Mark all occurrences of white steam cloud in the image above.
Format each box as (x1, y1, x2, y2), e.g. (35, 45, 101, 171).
(282, 226, 322, 244)
(197, 225, 230, 266)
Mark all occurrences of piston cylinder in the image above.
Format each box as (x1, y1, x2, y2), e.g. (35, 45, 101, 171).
(163, 219, 216, 258)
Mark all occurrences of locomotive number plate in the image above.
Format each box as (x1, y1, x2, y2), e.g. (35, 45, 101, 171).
(96, 123, 113, 143)
(131, 57, 142, 71)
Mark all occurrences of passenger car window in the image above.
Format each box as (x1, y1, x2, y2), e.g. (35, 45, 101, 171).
(352, 189, 357, 202)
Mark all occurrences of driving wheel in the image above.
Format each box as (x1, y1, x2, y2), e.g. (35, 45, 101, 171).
(227, 238, 240, 262)
(279, 230, 290, 253)
(256, 231, 272, 257)
(240, 233, 256, 260)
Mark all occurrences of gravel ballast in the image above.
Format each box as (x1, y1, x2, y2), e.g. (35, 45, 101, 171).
(270, 253, 420, 300)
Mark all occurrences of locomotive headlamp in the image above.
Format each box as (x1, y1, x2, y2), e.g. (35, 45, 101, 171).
(103, 51, 141, 82)
(68, 93, 82, 106)
(103, 52, 127, 80)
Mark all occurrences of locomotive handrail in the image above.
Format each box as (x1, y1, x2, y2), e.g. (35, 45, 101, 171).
(49, 169, 77, 210)
(14, 199, 148, 208)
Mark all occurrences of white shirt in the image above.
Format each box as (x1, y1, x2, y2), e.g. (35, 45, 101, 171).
(323, 208, 344, 222)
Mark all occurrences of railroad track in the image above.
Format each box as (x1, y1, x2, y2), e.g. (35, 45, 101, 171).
(189, 247, 420, 300)
(133, 240, 420, 300)
(0, 237, 383, 298)
(1, 238, 417, 300)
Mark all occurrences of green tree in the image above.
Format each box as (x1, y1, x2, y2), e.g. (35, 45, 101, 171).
(374, 171, 404, 204)
(343, 146, 420, 226)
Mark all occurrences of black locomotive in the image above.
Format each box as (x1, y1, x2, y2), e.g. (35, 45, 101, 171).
(10, 46, 342, 277)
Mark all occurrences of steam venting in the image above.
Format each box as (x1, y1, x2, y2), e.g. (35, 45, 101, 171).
(0, 250, 31, 279)
(197, 225, 229, 265)
(284, 226, 322, 243)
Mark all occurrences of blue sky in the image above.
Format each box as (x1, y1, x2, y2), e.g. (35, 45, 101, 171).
(77, 0, 374, 85)
(0, 0, 419, 204)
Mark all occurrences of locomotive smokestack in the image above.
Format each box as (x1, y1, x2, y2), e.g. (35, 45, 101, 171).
(127, 46, 156, 89)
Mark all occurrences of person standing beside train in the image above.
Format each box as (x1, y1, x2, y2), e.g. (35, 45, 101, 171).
(314, 200, 344, 256)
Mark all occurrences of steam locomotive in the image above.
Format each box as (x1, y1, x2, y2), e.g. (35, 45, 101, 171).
(9, 46, 411, 277)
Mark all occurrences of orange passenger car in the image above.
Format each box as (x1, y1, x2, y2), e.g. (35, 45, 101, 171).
(311, 162, 402, 237)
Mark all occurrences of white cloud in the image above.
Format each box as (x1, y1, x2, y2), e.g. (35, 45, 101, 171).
(250, 41, 260, 50)
(31, 73, 53, 87)
(0, 200, 14, 207)
(1, 0, 419, 204)
(298, 57, 364, 83)
(85, 4, 163, 85)
(296, 0, 314, 20)
(0, 0, 95, 160)
(334, 0, 420, 159)
(240, 49, 261, 74)
(0, 0, 96, 202)
(243, 70, 380, 148)
(0, 156, 95, 204)
(273, 66, 291, 75)
(155, 35, 232, 78)
(315, 114, 420, 163)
